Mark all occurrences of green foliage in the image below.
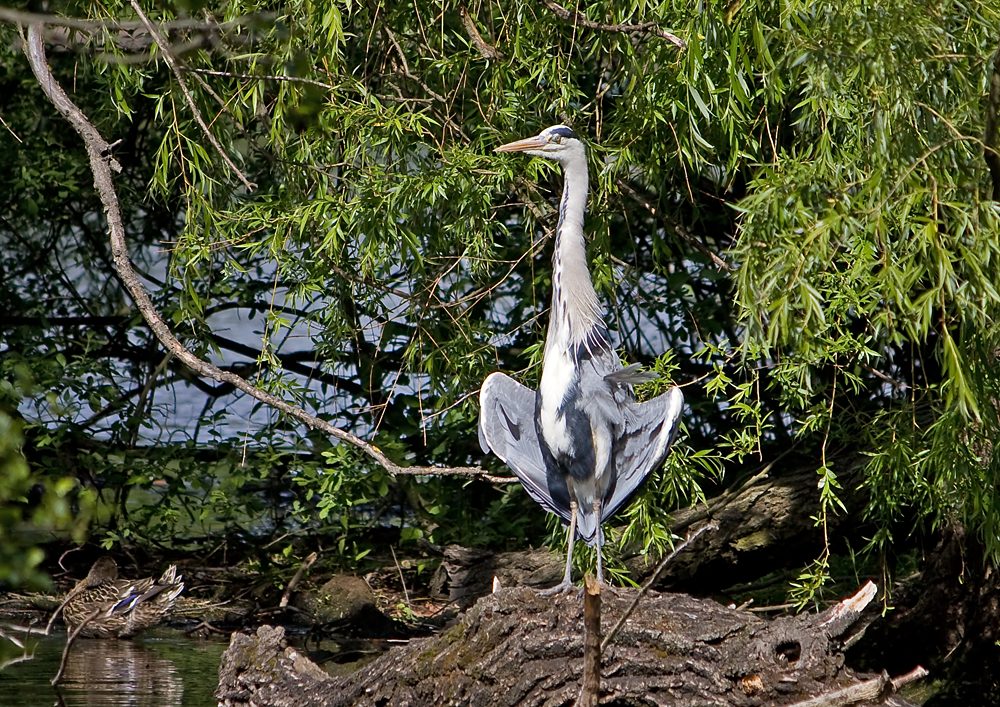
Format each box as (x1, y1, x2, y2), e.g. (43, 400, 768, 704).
(729, 1, 1000, 575)
(4, 0, 1000, 600)
(0, 400, 87, 588)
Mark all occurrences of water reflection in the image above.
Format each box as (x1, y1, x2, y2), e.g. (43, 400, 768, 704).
(58, 639, 184, 706)
(0, 633, 225, 707)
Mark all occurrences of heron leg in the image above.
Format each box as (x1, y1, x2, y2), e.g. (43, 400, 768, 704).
(541, 499, 577, 595)
(562, 500, 577, 584)
(593, 499, 604, 585)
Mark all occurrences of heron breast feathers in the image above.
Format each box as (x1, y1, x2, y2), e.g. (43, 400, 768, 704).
(539, 407, 573, 458)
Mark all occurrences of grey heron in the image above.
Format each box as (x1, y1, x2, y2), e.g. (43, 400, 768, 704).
(479, 124, 684, 591)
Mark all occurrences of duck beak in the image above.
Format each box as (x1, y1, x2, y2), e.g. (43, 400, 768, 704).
(495, 135, 547, 153)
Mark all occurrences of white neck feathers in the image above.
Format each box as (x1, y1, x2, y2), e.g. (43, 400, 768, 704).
(549, 156, 605, 349)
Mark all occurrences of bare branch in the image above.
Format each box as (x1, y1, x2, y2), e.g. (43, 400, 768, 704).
(22, 24, 501, 482)
(51, 606, 100, 684)
(540, 0, 685, 49)
(458, 5, 502, 60)
(784, 664, 928, 707)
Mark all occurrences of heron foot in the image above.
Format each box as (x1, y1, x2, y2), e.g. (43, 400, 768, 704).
(539, 581, 576, 596)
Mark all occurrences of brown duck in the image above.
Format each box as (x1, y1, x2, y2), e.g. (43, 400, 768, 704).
(58, 557, 184, 638)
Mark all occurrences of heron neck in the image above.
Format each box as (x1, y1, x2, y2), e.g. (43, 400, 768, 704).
(549, 158, 603, 347)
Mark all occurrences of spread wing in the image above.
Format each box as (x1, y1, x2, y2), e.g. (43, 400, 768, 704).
(603, 386, 684, 522)
(478, 372, 570, 524)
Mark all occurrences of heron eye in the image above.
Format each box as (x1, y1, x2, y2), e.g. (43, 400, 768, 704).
(551, 135, 563, 144)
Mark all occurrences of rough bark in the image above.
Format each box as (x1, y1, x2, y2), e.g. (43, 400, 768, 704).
(985, 44, 1000, 200)
(442, 545, 565, 606)
(217, 583, 923, 707)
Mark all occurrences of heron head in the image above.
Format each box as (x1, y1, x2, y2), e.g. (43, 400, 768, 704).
(495, 125, 585, 164)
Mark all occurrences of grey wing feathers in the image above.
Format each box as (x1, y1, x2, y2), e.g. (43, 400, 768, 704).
(602, 386, 684, 522)
(478, 373, 570, 524)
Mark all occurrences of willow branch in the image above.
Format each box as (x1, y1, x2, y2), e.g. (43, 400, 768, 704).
(126, 1, 253, 191)
(617, 179, 731, 271)
(540, 0, 685, 49)
(23, 24, 503, 482)
(0, 8, 269, 57)
(0, 8, 270, 32)
(458, 5, 502, 60)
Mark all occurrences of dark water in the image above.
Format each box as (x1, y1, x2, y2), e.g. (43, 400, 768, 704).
(0, 632, 227, 706)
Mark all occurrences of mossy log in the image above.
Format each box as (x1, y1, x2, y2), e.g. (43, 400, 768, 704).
(659, 466, 863, 589)
(216, 582, 923, 706)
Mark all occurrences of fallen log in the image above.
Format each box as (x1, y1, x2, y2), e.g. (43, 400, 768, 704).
(217, 581, 923, 706)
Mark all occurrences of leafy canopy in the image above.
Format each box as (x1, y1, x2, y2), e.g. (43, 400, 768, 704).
(3, 0, 1000, 594)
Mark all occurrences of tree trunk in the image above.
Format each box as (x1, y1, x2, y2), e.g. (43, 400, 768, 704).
(217, 583, 924, 706)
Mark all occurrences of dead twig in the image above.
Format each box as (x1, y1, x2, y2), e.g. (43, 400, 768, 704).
(784, 664, 928, 707)
(279, 552, 318, 609)
(45, 573, 94, 635)
(891, 666, 930, 691)
(51, 606, 100, 685)
(389, 545, 411, 609)
(184, 619, 232, 636)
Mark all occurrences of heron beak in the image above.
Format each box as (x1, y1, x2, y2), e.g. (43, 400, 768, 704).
(495, 136, 547, 153)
